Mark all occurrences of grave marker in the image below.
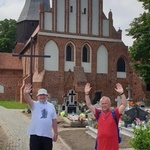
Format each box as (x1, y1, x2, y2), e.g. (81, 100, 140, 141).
(115, 96, 121, 107)
(126, 85, 133, 110)
(125, 105, 148, 123)
(68, 89, 76, 105)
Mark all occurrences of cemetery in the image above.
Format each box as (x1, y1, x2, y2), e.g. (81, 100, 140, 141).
(57, 85, 150, 149)
(58, 89, 89, 127)
(19, 85, 150, 149)
(0, 86, 149, 150)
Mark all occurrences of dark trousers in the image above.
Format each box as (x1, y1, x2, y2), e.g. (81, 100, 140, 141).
(30, 135, 53, 150)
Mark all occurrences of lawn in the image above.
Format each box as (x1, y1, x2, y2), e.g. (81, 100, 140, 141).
(0, 100, 28, 109)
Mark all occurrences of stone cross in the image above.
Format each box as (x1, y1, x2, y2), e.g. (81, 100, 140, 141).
(125, 85, 133, 110)
(62, 94, 67, 104)
(68, 90, 76, 105)
(115, 96, 121, 107)
(126, 85, 133, 100)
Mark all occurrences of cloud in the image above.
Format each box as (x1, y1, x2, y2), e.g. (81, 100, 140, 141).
(0, 0, 25, 21)
(103, 0, 144, 46)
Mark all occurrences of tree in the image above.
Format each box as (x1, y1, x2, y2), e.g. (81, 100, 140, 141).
(126, 0, 150, 84)
(0, 19, 17, 53)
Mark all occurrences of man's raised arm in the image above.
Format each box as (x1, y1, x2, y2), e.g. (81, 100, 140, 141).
(115, 83, 127, 114)
(84, 83, 95, 115)
(23, 83, 34, 108)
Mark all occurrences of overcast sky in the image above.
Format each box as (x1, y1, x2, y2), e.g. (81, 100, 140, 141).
(0, 0, 144, 46)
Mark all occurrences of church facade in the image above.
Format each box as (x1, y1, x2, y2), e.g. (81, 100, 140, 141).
(11, 0, 149, 104)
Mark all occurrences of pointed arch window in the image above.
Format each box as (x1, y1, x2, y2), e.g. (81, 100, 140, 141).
(70, 6, 73, 13)
(66, 44, 74, 61)
(117, 58, 125, 72)
(82, 46, 90, 62)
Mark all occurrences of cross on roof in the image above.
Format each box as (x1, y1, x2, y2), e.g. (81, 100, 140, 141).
(13, 37, 51, 96)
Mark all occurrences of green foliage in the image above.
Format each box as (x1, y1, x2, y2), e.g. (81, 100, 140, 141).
(0, 19, 17, 53)
(121, 114, 131, 122)
(126, 0, 150, 84)
(0, 100, 27, 109)
(26, 107, 31, 113)
(130, 122, 150, 150)
(60, 111, 68, 117)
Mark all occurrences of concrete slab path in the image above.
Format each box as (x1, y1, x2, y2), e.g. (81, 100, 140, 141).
(0, 106, 67, 150)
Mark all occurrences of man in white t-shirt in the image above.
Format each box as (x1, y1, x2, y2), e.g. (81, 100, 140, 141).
(23, 83, 58, 150)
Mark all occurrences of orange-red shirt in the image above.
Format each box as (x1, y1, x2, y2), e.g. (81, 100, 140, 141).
(95, 108, 121, 150)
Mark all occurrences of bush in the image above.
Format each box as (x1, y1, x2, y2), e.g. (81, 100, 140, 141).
(130, 122, 150, 150)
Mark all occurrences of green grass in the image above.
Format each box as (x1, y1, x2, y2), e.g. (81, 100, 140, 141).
(0, 100, 28, 109)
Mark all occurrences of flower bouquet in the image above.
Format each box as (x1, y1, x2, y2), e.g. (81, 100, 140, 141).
(121, 114, 131, 127)
(78, 113, 86, 123)
(121, 114, 131, 122)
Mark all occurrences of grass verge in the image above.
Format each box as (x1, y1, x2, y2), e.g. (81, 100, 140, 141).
(0, 100, 27, 109)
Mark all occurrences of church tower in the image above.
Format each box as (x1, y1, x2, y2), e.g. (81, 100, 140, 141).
(16, 0, 50, 43)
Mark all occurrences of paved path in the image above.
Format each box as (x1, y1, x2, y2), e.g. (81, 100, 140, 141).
(0, 106, 67, 150)
(0, 105, 139, 150)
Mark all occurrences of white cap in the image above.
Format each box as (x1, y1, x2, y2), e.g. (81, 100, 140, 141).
(37, 88, 48, 96)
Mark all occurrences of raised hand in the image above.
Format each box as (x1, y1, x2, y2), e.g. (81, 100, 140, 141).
(24, 83, 32, 94)
(84, 83, 92, 94)
(115, 83, 124, 94)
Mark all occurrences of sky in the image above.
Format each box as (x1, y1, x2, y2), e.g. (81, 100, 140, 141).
(0, 0, 144, 46)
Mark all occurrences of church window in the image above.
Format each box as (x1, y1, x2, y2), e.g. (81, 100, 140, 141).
(66, 45, 74, 61)
(97, 45, 108, 74)
(70, 6, 73, 13)
(82, 8, 86, 14)
(117, 58, 125, 72)
(82, 46, 89, 62)
(84, 8, 86, 14)
(0, 85, 4, 93)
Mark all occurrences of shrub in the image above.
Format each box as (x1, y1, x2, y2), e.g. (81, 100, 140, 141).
(130, 122, 150, 150)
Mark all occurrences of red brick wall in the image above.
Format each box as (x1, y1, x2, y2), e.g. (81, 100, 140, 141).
(22, 34, 146, 105)
(0, 70, 22, 101)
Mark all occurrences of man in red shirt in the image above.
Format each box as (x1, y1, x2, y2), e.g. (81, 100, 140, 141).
(85, 83, 127, 150)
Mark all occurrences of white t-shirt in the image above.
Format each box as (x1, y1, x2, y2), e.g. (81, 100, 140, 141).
(27, 101, 57, 138)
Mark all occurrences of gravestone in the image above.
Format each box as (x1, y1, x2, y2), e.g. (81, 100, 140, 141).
(50, 98, 58, 106)
(67, 89, 77, 113)
(68, 90, 76, 105)
(139, 101, 145, 107)
(61, 94, 67, 111)
(115, 96, 121, 107)
(78, 100, 87, 113)
(125, 105, 148, 124)
(126, 85, 133, 110)
(61, 89, 78, 114)
(126, 85, 132, 100)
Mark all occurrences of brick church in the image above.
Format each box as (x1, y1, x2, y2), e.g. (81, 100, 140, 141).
(0, 0, 149, 104)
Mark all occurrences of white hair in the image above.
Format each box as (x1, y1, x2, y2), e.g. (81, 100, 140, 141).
(100, 96, 111, 103)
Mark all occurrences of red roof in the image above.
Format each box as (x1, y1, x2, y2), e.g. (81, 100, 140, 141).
(13, 42, 24, 53)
